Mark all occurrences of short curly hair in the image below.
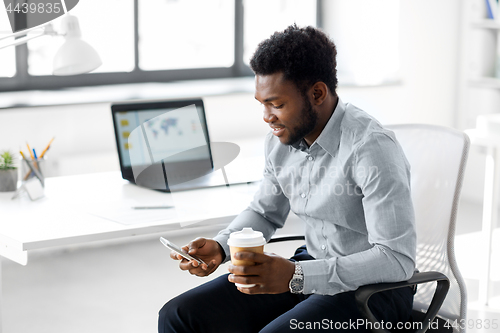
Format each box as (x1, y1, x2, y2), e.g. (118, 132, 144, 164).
(249, 24, 338, 97)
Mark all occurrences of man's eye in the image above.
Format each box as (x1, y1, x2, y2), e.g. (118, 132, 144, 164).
(274, 104, 284, 109)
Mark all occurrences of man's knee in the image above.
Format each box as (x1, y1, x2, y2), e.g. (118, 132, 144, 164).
(158, 276, 229, 333)
(158, 299, 175, 323)
(158, 297, 186, 333)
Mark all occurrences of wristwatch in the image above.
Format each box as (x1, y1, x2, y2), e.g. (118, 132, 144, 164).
(289, 261, 304, 294)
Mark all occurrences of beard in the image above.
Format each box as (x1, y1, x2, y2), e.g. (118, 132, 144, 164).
(283, 97, 318, 146)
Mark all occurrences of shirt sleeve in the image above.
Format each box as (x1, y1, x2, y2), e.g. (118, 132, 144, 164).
(300, 131, 417, 295)
(213, 133, 291, 262)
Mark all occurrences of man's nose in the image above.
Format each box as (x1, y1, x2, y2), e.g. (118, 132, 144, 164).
(263, 107, 277, 123)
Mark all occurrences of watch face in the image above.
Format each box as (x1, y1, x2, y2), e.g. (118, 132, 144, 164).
(290, 278, 304, 293)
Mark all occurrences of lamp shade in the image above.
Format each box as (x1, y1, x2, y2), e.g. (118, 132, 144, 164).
(52, 15, 102, 76)
(53, 38, 102, 75)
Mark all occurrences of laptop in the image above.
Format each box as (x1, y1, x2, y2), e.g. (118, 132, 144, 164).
(111, 98, 260, 192)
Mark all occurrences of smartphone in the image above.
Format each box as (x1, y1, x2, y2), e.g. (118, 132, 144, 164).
(160, 237, 206, 265)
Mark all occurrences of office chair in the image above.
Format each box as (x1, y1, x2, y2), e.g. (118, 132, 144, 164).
(270, 124, 470, 333)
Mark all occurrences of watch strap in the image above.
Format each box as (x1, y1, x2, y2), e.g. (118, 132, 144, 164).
(294, 261, 303, 276)
(289, 261, 304, 294)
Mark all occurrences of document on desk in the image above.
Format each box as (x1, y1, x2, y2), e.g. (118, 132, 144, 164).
(84, 183, 259, 226)
(86, 201, 178, 225)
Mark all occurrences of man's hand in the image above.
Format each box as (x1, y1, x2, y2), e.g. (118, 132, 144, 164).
(170, 238, 225, 277)
(227, 252, 295, 294)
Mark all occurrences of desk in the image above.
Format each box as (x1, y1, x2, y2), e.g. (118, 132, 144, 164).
(465, 129, 500, 306)
(0, 171, 261, 332)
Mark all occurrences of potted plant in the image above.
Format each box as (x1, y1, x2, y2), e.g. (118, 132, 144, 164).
(0, 150, 18, 192)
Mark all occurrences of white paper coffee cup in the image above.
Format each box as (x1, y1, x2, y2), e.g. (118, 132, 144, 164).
(227, 228, 266, 288)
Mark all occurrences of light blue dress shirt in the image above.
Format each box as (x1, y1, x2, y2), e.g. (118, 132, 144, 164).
(213, 99, 416, 295)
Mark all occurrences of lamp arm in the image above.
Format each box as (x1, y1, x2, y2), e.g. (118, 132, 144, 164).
(0, 33, 47, 50)
(0, 25, 44, 42)
(0, 33, 46, 50)
(0, 23, 59, 49)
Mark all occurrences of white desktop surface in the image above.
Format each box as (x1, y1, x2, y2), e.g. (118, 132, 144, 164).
(0, 171, 260, 265)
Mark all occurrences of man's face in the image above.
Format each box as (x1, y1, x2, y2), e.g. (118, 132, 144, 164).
(255, 73, 318, 146)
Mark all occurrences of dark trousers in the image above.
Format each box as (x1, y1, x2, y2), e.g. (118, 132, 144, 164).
(158, 246, 414, 333)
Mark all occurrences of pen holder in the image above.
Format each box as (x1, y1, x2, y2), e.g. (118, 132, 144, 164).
(19, 158, 45, 200)
(21, 158, 45, 183)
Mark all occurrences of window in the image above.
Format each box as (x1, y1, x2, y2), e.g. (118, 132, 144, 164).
(28, 0, 135, 76)
(0, 0, 319, 91)
(243, 0, 317, 64)
(139, 0, 235, 70)
(0, 7, 15, 78)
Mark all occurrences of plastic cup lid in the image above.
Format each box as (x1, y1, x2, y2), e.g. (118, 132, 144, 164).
(227, 228, 266, 247)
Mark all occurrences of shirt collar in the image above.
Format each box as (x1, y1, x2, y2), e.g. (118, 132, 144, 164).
(289, 98, 346, 157)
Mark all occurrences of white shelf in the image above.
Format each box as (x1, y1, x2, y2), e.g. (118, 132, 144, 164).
(458, 1, 500, 129)
(471, 19, 500, 29)
(469, 77, 500, 89)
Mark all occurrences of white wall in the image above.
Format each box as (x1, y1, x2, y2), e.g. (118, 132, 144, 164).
(323, 0, 461, 127)
(0, 102, 119, 176)
(323, 0, 487, 204)
(0, 92, 267, 177)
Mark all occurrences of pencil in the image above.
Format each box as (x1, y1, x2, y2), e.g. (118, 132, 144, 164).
(32, 148, 40, 174)
(39, 137, 54, 159)
(26, 143, 34, 160)
(20, 150, 32, 180)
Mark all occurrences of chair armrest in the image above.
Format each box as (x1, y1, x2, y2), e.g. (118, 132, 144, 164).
(355, 271, 450, 333)
(268, 235, 305, 243)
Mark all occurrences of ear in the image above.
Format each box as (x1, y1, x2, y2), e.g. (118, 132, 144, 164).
(310, 82, 328, 106)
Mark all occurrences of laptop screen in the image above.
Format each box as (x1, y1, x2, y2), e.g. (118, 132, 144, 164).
(111, 99, 212, 189)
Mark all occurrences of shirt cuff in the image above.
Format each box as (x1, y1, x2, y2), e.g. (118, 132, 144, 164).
(212, 234, 231, 263)
(299, 259, 345, 296)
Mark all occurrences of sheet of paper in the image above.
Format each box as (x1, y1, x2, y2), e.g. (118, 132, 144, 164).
(86, 201, 177, 225)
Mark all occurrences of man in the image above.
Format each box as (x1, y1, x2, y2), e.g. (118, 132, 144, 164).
(159, 25, 416, 333)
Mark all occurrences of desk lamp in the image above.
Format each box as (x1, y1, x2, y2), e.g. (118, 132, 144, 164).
(0, 14, 102, 75)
